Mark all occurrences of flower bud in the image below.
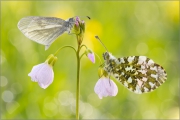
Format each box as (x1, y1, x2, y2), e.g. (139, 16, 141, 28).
(45, 54, 57, 66)
(98, 67, 108, 78)
(98, 68, 103, 77)
(76, 16, 80, 22)
(74, 21, 80, 35)
(80, 20, 85, 33)
(86, 49, 95, 63)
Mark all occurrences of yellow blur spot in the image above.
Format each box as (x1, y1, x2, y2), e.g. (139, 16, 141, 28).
(166, 1, 179, 23)
(83, 20, 102, 50)
(86, 20, 102, 37)
(167, 107, 179, 119)
(52, 6, 74, 19)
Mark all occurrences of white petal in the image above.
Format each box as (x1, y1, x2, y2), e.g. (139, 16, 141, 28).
(37, 64, 54, 89)
(28, 63, 45, 82)
(28, 63, 54, 89)
(94, 77, 118, 99)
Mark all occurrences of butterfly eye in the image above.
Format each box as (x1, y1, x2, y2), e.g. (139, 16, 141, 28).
(103, 53, 107, 60)
(103, 53, 106, 60)
(103, 52, 110, 60)
(69, 18, 75, 23)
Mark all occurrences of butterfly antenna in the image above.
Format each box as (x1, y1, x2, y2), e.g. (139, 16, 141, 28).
(79, 16, 91, 20)
(95, 36, 108, 52)
(86, 16, 91, 20)
(73, 16, 91, 20)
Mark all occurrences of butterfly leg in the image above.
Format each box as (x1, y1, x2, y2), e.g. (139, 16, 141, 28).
(108, 72, 113, 86)
(108, 76, 111, 86)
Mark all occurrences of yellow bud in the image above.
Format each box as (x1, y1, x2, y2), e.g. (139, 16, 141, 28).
(45, 54, 57, 67)
(98, 67, 108, 78)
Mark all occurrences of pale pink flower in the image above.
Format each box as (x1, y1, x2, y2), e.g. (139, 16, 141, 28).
(76, 16, 80, 22)
(87, 52, 95, 63)
(75, 21, 79, 27)
(28, 63, 54, 89)
(94, 77, 118, 99)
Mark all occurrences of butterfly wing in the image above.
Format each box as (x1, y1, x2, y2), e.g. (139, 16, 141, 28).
(17, 16, 73, 50)
(111, 56, 167, 94)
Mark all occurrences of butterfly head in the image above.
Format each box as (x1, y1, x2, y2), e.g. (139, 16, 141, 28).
(103, 52, 116, 61)
(68, 17, 76, 23)
(103, 52, 110, 60)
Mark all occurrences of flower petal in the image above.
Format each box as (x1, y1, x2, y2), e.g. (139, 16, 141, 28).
(94, 77, 118, 99)
(28, 63, 45, 82)
(28, 63, 54, 89)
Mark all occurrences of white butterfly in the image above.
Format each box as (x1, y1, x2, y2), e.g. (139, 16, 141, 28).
(17, 16, 75, 50)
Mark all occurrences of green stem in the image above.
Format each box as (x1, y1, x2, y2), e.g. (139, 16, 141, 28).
(76, 44, 80, 119)
(52, 45, 80, 119)
(54, 45, 76, 56)
(80, 44, 88, 50)
(75, 24, 84, 119)
(79, 44, 88, 60)
(80, 52, 87, 60)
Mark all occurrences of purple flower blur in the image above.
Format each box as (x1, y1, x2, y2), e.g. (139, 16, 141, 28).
(76, 16, 80, 22)
(28, 63, 54, 89)
(75, 21, 79, 27)
(87, 52, 95, 63)
(94, 77, 118, 99)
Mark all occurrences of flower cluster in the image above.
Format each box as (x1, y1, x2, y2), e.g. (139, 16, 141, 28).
(73, 17, 85, 45)
(27, 16, 116, 99)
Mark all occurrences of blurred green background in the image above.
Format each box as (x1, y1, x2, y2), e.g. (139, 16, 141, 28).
(1, 1, 179, 119)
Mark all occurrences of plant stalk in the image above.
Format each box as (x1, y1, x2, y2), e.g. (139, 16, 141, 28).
(76, 22, 84, 119)
(54, 45, 76, 56)
(76, 44, 80, 119)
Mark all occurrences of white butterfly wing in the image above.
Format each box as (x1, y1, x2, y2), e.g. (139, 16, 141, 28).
(17, 16, 70, 50)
